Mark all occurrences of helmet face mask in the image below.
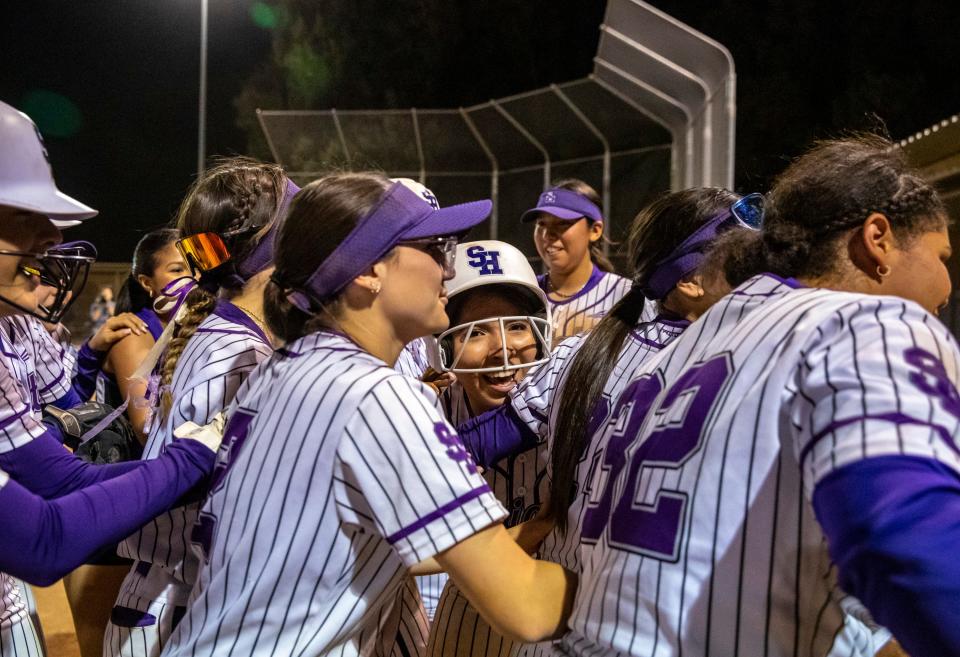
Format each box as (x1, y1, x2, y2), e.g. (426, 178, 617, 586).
(0, 242, 95, 324)
(437, 314, 552, 374)
(436, 240, 553, 375)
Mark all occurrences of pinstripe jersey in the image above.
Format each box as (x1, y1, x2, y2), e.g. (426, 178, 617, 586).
(0, 329, 48, 640)
(395, 338, 431, 379)
(557, 273, 960, 657)
(442, 382, 548, 528)
(396, 336, 447, 624)
(162, 331, 506, 657)
(539, 267, 655, 340)
(505, 319, 686, 657)
(0, 315, 76, 411)
(116, 300, 272, 602)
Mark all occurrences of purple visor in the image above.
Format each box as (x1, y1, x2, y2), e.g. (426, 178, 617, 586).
(287, 181, 492, 312)
(520, 188, 602, 223)
(641, 194, 764, 301)
(235, 178, 300, 280)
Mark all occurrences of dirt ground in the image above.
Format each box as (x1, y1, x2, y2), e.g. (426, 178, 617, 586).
(34, 581, 81, 657)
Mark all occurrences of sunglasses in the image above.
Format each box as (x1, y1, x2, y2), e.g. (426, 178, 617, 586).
(397, 236, 459, 277)
(176, 232, 232, 276)
(730, 193, 765, 229)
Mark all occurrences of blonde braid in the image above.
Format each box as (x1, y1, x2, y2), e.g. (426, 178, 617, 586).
(158, 287, 218, 416)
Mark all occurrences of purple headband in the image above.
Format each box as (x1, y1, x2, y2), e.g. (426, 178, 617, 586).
(286, 181, 492, 312)
(235, 178, 300, 280)
(520, 187, 602, 223)
(641, 209, 737, 301)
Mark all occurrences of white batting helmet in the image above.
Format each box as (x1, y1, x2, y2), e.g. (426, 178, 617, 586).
(0, 101, 97, 226)
(437, 240, 552, 373)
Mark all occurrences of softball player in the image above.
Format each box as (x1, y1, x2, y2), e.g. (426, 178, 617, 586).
(427, 240, 552, 657)
(522, 180, 655, 340)
(99, 228, 188, 437)
(105, 159, 296, 657)
(160, 173, 575, 657)
(388, 180, 450, 639)
(0, 99, 222, 657)
(559, 135, 952, 656)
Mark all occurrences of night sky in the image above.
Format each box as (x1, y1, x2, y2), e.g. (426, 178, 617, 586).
(3, 1, 959, 261)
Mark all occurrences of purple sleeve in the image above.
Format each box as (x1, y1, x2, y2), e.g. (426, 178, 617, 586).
(457, 404, 538, 469)
(0, 438, 215, 586)
(0, 430, 140, 498)
(52, 342, 104, 408)
(813, 455, 960, 657)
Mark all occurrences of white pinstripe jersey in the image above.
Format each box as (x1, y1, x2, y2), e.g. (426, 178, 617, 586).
(395, 338, 431, 380)
(505, 319, 685, 657)
(442, 381, 548, 528)
(557, 274, 960, 657)
(540, 268, 655, 340)
(118, 301, 272, 601)
(0, 315, 76, 411)
(162, 331, 506, 657)
(0, 331, 48, 635)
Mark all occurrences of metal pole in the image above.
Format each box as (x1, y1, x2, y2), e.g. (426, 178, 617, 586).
(489, 99, 552, 190)
(197, 0, 208, 174)
(460, 108, 499, 240)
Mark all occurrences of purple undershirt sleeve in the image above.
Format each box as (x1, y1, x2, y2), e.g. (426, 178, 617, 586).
(0, 430, 141, 498)
(457, 404, 538, 470)
(55, 341, 105, 408)
(812, 455, 960, 657)
(0, 438, 214, 586)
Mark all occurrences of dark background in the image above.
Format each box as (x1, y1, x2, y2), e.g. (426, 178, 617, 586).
(3, 0, 959, 261)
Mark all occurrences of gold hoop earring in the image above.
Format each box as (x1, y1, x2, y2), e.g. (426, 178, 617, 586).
(877, 264, 891, 278)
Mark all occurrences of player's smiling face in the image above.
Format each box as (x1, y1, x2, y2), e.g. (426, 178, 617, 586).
(450, 291, 539, 414)
(533, 214, 601, 275)
(886, 223, 952, 316)
(0, 207, 61, 317)
(382, 243, 452, 341)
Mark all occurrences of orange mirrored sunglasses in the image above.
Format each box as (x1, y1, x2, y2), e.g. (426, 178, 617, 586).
(176, 232, 232, 274)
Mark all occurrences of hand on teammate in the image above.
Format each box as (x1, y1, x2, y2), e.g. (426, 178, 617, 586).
(421, 367, 456, 397)
(88, 312, 150, 352)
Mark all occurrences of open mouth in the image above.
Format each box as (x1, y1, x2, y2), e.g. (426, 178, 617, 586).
(481, 371, 519, 393)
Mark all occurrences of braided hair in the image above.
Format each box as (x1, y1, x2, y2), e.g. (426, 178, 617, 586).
(159, 157, 286, 410)
(723, 133, 946, 286)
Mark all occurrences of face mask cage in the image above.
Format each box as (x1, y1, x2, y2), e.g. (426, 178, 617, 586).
(0, 246, 96, 323)
(436, 315, 553, 374)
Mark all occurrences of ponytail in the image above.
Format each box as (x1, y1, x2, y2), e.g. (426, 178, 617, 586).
(115, 273, 151, 314)
(588, 237, 617, 274)
(158, 287, 217, 414)
(548, 285, 647, 533)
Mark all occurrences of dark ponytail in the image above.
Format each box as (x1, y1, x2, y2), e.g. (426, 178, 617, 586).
(548, 188, 739, 533)
(115, 228, 180, 314)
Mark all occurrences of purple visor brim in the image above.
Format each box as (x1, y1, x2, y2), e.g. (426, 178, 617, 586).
(520, 188, 602, 223)
(287, 181, 491, 311)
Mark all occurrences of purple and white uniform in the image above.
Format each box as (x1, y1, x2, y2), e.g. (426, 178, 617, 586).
(395, 338, 431, 380)
(478, 318, 686, 657)
(394, 335, 447, 627)
(540, 267, 653, 340)
(105, 301, 272, 657)
(558, 274, 958, 656)
(0, 342, 50, 657)
(161, 331, 505, 657)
